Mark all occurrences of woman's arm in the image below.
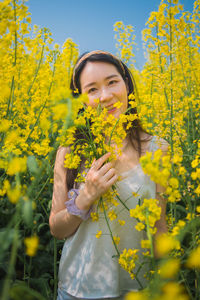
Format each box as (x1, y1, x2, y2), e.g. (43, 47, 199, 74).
(49, 148, 118, 240)
(49, 147, 83, 239)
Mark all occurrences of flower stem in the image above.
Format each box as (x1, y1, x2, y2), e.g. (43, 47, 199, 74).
(101, 197, 120, 256)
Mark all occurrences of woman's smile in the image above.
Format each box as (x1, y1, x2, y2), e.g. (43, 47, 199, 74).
(80, 61, 128, 118)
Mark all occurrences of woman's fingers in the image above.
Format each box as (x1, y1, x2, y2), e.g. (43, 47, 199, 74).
(85, 153, 118, 201)
(106, 173, 118, 187)
(91, 152, 111, 170)
(102, 167, 116, 181)
(99, 161, 113, 176)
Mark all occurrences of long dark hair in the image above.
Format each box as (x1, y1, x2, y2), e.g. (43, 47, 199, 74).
(67, 51, 151, 189)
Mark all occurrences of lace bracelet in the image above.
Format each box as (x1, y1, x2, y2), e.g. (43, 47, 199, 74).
(65, 189, 92, 221)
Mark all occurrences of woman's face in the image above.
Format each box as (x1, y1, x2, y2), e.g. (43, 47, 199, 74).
(79, 61, 128, 118)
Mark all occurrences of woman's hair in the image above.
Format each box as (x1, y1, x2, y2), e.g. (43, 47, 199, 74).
(67, 50, 152, 190)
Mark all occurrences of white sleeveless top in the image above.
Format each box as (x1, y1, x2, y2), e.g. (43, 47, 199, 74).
(58, 136, 165, 298)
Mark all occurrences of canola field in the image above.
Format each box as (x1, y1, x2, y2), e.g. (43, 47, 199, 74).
(0, 0, 200, 299)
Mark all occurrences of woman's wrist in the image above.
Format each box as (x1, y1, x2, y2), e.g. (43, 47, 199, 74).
(75, 189, 94, 211)
(65, 189, 93, 220)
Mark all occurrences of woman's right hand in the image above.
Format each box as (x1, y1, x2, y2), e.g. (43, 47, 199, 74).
(75, 152, 118, 210)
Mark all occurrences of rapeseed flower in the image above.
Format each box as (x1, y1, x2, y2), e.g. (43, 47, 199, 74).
(24, 236, 39, 256)
(119, 248, 139, 279)
(159, 258, 180, 278)
(186, 245, 200, 268)
(155, 234, 180, 257)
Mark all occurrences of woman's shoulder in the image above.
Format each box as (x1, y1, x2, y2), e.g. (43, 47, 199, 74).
(153, 135, 169, 153)
(56, 146, 70, 159)
(54, 146, 70, 171)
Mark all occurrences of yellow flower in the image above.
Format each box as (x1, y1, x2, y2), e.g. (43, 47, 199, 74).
(162, 282, 189, 299)
(191, 159, 199, 168)
(141, 239, 151, 249)
(118, 219, 126, 226)
(172, 154, 182, 164)
(135, 222, 145, 231)
(7, 157, 27, 175)
(132, 191, 139, 197)
(113, 101, 122, 109)
(169, 177, 179, 189)
(125, 291, 148, 300)
(128, 93, 135, 100)
(96, 230, 102, 239)
(186, 246, 200, 268)
(186, 213, 195, 221)
(156, 234, 180, 257)
(91, 212, 99, 221)
(160, 258, 180, 278)
(0, 119, 11, 132)
(24, 236, 39, 256)
(113, 236, 120, 245)
(7, 186, 21, 204)
(108, 210, 117, 221)
(196, 206, 200, 213)
(119, 248, 139, 279)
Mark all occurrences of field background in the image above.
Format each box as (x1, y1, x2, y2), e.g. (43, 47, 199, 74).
(0, 0, 199, 299)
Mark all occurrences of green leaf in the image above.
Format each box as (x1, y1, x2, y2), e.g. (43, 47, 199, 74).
(27, 156, 39, 175)
(10, 282, 46, 300)
(23, 200, 33, 227)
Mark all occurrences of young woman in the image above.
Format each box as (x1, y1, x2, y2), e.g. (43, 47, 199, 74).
(49, 50, 168, 300)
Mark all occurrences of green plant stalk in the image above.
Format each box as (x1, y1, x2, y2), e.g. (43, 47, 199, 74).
(179, 270, 193, 300)
(26, 48, 55, 142)
(6, 0, 17, 119)
(25, 50, 57, 141)
(134, 261, 145, 290)
(155, 23, 170, 110)
(112, 186, 130, 211)
(145, 210, 155, 269)
(67, 45, 73, 88)
(1, 214, 19, 300)
(34, 175, 51, 217)
(101, 197, 120, 256)
(27, 256, 32, 287)
(108, 106, 132, 146)
(195, 268, 200, 300)
(25, 98, 48, 143)
(168, 0, 177, 227)
(85, 117, 98, 158)
(189, 101, 195, 142)
(27, 43, 45, 96)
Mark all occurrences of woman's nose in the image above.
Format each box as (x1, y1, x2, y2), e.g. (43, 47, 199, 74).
(99, 87, 112, 103)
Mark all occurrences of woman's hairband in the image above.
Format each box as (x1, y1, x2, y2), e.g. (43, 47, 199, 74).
(72, 50, 126, 91)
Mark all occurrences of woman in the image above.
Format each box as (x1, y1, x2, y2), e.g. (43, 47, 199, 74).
(49, 50, 168, 300)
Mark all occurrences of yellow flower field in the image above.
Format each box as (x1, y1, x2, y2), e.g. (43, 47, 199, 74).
(0, 0, 199, 299)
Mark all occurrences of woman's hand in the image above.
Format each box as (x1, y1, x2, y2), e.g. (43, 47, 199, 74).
(75, 152, 118, 210)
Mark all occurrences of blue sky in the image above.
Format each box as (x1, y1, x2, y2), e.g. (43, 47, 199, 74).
(28, 0, 194, 70)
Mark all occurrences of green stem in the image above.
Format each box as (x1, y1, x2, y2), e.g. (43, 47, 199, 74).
(156, 23, 170, 110)
(169, 0, 174, 156)
(101, 197, 120, 256)
(27, 43, 45, 96)
(1, 215, 19, 300)
(112, 186, 130, 211)
(25, 98, 48, 142)
(108, 106, 132, 146)
(145, 210, 155, 268)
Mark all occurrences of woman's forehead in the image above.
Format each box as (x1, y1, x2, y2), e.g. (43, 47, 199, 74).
(80, 61, 121, 85)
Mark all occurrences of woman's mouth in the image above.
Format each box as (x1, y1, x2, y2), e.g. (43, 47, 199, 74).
(107, 107, 117, 114)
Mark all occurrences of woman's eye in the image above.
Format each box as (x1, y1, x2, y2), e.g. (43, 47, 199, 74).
(109, 80, 117, 85)
(88, 87, 97, 94)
